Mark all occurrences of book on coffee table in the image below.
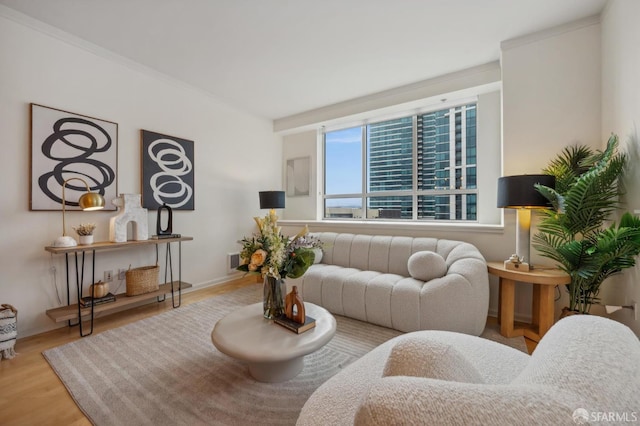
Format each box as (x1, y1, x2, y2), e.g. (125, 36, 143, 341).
(80, 293, 116, 307)
(274, 315, 316, 334)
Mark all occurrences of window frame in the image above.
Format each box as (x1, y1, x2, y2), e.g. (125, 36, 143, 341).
(322, 100, 479, 222)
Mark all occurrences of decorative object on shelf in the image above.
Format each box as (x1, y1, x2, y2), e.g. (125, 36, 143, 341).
(0, 304, 17, 360)
(74, 223, 96, 245)
(109, 194, 149, 242)
(53, 178, 106, 247)
(504, 253, 527, 271)
(533, 135, 640, 315)
(497, 174, 555, 270)
(286, 156, 311, 197)
(78, 235, 94, 245)
(30, 103, 117, 211)
(125, 264, 159, 296)
(141, 130, 194, 210)
(152, 203, 180, 239)
(285, 285, 305, 324)
(90, 280, 110, 298)
(237, 195, 322, 319)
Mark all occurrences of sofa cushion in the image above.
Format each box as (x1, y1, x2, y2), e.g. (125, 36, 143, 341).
(407, 251, 447, 281)
(382, 336, 484, 384)
(292, 232, 490, 335)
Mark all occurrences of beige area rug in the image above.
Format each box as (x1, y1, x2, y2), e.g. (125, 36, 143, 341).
(44, 284, 527, 426)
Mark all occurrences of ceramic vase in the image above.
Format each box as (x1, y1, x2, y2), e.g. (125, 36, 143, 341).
(79, 235, 94, 245)
(263, 275, 285, 319)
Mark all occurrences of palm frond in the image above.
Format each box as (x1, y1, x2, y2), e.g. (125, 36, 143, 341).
(533, 134, 639, 313)
(541, 144, 593, 194)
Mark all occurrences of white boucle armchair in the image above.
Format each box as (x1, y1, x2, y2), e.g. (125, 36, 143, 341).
(297, 315, 640, 426)
(287, 232, 489, 336)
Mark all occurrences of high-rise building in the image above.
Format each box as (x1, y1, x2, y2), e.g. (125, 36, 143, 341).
(367, 117, 413, 218)
(367, 104, 477, 220)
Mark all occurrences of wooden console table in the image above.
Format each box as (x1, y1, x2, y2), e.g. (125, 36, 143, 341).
(487, 261, 570, 342)
(45, 236, 193, 336)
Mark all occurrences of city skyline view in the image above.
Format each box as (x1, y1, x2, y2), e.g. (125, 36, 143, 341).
(324, 103, 478, 221)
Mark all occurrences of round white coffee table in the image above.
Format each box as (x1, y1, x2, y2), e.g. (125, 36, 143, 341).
(211, 302, 336, 382)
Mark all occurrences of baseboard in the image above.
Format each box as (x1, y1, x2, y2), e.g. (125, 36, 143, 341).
(487, 308, 532, 323)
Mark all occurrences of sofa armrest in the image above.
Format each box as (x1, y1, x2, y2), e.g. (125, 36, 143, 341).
(354, 377, 581, 426)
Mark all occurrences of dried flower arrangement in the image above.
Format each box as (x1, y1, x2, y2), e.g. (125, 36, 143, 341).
(237, 211, 322, 279)
(73, 223, 96, 236)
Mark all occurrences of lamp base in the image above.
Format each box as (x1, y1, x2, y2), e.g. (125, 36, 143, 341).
(504, 260, 530, 272)
(53, 236, 78, 247)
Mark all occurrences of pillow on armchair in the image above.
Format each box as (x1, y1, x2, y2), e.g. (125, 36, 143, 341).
(382, 335, 484, 384)
(407, 251, 447, 282)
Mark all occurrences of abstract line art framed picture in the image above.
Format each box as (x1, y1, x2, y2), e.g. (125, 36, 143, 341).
(141, 130, 195, 210)
(30, 103, 118, 211)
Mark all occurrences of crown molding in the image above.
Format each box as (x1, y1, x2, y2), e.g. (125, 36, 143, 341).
(0, 4, 252, 116)
(501, 14, 601, 51)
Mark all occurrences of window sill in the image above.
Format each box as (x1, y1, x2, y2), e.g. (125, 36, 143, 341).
(279, 219, 504, 234)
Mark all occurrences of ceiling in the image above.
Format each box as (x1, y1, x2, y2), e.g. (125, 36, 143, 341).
(0, 0, 607, 120)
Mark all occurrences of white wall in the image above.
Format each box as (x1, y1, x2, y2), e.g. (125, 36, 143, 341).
(600, 0, 640, 334)
(282, 130, 319, 220)
(476, 91, 502, 225)
(0, 14, 281, 337)
(501, 17, 602, 175)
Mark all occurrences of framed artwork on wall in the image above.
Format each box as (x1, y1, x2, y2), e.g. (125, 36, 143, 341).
(141, 130, 195, 210)
(30, 103, 118, 211)
(286, 156, 311, 197)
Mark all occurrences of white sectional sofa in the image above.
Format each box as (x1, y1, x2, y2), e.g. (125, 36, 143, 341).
(288, 232, 489, 336)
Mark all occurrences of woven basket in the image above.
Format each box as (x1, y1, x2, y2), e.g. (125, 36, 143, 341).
(0, 304, 17, 360)
(125, 265, 159, 296)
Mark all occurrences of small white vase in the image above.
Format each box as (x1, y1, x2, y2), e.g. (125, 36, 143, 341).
(79, 235, 94, 245)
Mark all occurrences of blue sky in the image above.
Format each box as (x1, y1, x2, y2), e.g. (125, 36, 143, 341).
(325, 126, 362, 197)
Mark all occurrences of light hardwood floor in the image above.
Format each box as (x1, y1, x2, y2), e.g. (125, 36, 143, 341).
(0, 276, 257, 426)
(0, 277, 536, 426)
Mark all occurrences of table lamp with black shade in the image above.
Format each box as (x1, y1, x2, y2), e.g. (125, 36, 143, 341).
(53, 177, 106, 247)
(497, 174, 555, 271)
(259, 191, 285, 213)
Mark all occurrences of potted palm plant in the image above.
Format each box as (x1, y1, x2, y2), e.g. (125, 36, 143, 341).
(533, 134, 640, 315)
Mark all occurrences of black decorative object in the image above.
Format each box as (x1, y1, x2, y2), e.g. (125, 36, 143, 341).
(152, 203, 180, 239)
(157, 203, 173, 236)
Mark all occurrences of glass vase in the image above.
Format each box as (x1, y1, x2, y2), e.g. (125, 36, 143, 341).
(263, 275, 285, 319)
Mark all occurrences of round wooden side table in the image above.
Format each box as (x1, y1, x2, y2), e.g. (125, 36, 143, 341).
(487, 261, 570, 342)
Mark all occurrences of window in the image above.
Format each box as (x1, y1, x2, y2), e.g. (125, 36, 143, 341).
(323, 103, 478, 221)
